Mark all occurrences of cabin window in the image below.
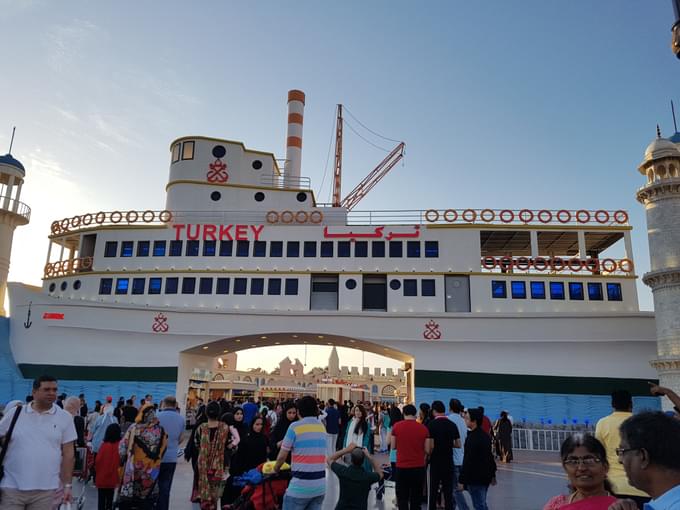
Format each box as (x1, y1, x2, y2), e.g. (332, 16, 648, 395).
(137, 241, 150, 257)
(285, 278, 299, 295)
(550, 282, 565, 300)
(203, 240, 216, 256)
(491, 280, 507, 298)
(389, 279, 401, 290)
(254, 192, 265, 202)
(234, 278, 247, 295)
(422, 279, 436, 297)
(169, 240, 183, 257)
(186, 240, 200, 257)
(104, 241, 118, 258)
(115, 278, 129, 295)
(354, 241, 368, 258)
(320, 242, 333, 257)
(181, 140, 195, 160)
(153, 241, 166, 257)
(389, 241, 403, 257)
(338, 241, 351, 257)
(253, 241, 267, 257)
(569, 282, 584, 300)
(363, 275, 387, 311)
(425, 241, 439, 258)
(60, 281, 67, 291)
(165, 277, 179, 294)
(407, 241, 420, 258)
(171, 143, 181, 163)
(304, 241, 317, 257)
(251, 278, 265, 295)
(73, 280, 81, 290)
(268, 278, 282, 295)
(372, 241, 385, 257)
(530, 281, 545, 299)
(149, 278, 162, 295)
(49, 283, 56, 293)
(588, 282, 603, 301)
(287, 242, 300, 257)
(219, 240, 233, 256)
(199, 277, 213, 295)
(182, 277, 196, 294)
(311, 275, 338, 310)
(270, 241, 283, 257)
(236, 241, 250, 257)
(120, 241, 134, 258)
(99, 278, 113, 295)
(345, 279, 357, 290)
(216, 278, 230, 294)
(404, 279, 417, 296)
(607, 283, 623, 301)
(210, 191, 221, 201)
(252, 160, 263, 170)
(511, 281, 526, 299)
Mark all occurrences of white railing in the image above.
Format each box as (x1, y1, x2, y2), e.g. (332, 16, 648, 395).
(260, 174, 312, 190)
(512, 427, 593, 451)
(0, 195, 31, 222)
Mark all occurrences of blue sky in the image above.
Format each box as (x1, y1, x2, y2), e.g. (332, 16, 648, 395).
(1, 1, 677, 370)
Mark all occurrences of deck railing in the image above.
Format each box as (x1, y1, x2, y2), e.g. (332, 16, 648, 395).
(512, 427, 593, 452)
(0, 195, 31, 223)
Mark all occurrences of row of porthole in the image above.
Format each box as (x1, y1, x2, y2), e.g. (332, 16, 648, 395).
(49, 280, 82, 293)
(210, 191, 308, 203)
(211, 145, 263, 171)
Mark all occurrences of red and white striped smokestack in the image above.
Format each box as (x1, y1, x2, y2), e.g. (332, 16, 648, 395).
(284, 90, 305, 186)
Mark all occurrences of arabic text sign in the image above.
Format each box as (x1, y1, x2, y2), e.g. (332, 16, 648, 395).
(323, 225, 420, 241)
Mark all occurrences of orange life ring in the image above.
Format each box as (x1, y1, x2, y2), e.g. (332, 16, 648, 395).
(550, 257, 566, 272)
(480, 209, 495, 222)
(70, 215, 81, 228)
(60, 218, 70, 230)
(44, 263, 54, 277)
(499, 256, 513, 271)
(443, 209, 458, 222)
(462, 209, 477, 222)
(619, 258, 634, 273)
(125, 210, 139, 223)
(424, 209, 440, 222)
(81, 213, 93, 226)
(584, 259, 600, 273)
(95, 211, 107, 224)
(158, 210, 173, 222)
(538, 210, 553, 224)
(533, 257, 548, 271)
(595, 210, 610, 224)
(280, 210, 294, 224)
(295, 211, 309, 223)
(614, 210, 628, 224)
(515, 257, 531, 271)
(266, 211, 279, 224)
(60, 260, 71, 273)
(309, 211, 323, 224)
(110, 211, 123, 224)
(499, 210, 514, 223)
(142, 210, 155, 223)
(568, 258, 583, 272)
(601, 258, 618, 273)
(81, 257, 93, 269)
(481, 257, 497, 270)
(557, 210, 572, 224)
(518, 209, 534, 223)
(51, 221, 61, 235)
(576, 210, 591, 223)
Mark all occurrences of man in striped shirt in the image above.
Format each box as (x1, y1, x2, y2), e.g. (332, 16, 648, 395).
(274, 396, 326, 510)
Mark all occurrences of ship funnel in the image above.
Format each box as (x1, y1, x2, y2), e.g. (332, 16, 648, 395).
(284, 90, 305, 187)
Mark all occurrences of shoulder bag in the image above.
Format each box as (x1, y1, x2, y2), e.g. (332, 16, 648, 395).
(0, 405, 23, 502)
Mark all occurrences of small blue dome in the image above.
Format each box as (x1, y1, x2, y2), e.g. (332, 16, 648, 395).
(669, 132, 680, 143)
(0, 153, 25, 174)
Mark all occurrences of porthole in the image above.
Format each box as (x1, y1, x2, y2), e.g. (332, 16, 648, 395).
(212, 145, 226, 158)
(252, 160, 263, 170)
(60, 281, 68, 291)
(210, 191, 221, 201)
(346, 279, 357, 290)
(389, 279, 401, 290)
(74, 280, 82, 290)
(49, 283, 56, 293)
(296, 192, 307, 202)
(254, 192, 265, 202)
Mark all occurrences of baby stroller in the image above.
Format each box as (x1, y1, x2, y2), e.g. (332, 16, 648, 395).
(68, 447, 89, 510)
(224, 462, 291, 510)
(375, 463, 393, 501)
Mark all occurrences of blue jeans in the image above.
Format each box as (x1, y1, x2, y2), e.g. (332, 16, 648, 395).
(282, 494, 324, 510)
(452, 465, 469, 510)
(156, 462, 177, 510)
(467, 485, 488, 510)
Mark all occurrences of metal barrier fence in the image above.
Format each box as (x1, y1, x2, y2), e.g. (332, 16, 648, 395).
(512, 428, 593, 452)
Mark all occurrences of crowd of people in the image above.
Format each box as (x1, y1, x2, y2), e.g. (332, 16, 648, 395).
(1, 377, 680, 510)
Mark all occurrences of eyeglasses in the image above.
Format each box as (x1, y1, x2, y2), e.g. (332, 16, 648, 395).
(615, 447, 639, 457)
(563, 456, 603, 467)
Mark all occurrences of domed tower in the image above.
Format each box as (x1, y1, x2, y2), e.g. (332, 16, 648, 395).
(637, 131, 680, 405)
(0, 151, 30, 316)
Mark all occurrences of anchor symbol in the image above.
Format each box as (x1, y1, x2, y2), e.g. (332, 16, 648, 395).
(423, 320, 441, 340)
(23, 301, 32, 329)
(207, 159, 228, 183)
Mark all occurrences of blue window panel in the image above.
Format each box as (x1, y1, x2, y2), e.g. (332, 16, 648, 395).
(338, 242, 351, 257)
(404, 279, 417, 296)
(511, 281, 526, 299)
(550, 282, 565, 300)
(149, 277, 162, 295)
(186, 240, 199, 256)
(137, 241, 150, 257)
(216, 278, 230, 294)
(354, 241, 368, 258)
(234, 278, 247, 295)
(268, 278, 282, 295)
(182, 277, 196, 294)
(407, 241, 421, 258)
(104, 241, 118, 258)
(389, 241, 403, 257)
(199, 277, 213, 295)
(304, 241, 316, 257)
(569, 282, 584, 300)
(285, 278, 298, 295)
(99, 278, 113, 295)
(169, 240, 183, 257)
(270, 241, 283, 257)
(153, 241, 166, 257)
(530, 281, 546, 299)
(287, 242, 300, 257)
(120, 241, 134, 257)
(251, 278, 264, 295)
(115, 278, 129, 295)
(422, 279, 436, 296)
(203, 240, 216, 256)
(219, 240, 233, 256)
(131, 278, 145, 295)
(253, 241, 266, 257)
(607, 283, 623, 301)
(236, 241, 250, 257)
(588, 282, 603, 301)
(425, 241, 439, 258)
(372, 241, 385, 258)
(320, 242, 333, 257)
(491, 280, 507, 299)
(165, 277, 179, 294)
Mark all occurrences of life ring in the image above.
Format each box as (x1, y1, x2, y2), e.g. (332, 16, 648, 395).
(499, 256, 513, 271)
(158, 210, 173, 222)
(601, 258, 618, 273)
(60, 260, 71, 273)
(81, 213, 93, 226)
(499, 210, 514, 223)
(95, 211, 107, 224)
(266, 211, 280, 224)
(550, 257, 566, 272)
(443, 209, 458, 222)
(556, 210, 572, 224)
(462, 209, 477, 222)
(515, 257, 531, 271)
(81, 257, 93, 270)
(538, 210, 553, 224)
(110, 211, 123, 224)
(584, 259, 600, 273)
(60, 218, 70, 230)
(576, 210, 591, 224)
(595, 210, 610, 224)
(44, 263, 54, 277)
(568, 258, 583, 272)
(142, 210, 155, 223)
(614, 210, 628, 224)
(70, 215, 81, 228)
(518, 209, 534, 223)
(125, 210, 139, 223)
(51, 221, 61, 235)
(481, 257, 497, 270)
(533, 257, 548, 271)
(309, 211, 323, 224)
(424, 209, 440, 222)
(280, 210, 294, 224)
(480, 209, 495, 222)
(295, 211, 309, 223)
(619, 258, 634, 273)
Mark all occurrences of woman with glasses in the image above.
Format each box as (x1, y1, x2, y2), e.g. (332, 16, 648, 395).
(543, 434, 618, 510)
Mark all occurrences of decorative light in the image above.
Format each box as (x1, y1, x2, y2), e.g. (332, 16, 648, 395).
(261, 336, 268, 339)
(202, 346, 209, 350)
(223, 350, 229, 353)
(235, 339, 241, 342)
(291, 334, 299, 338)
(317, 335, 324, 339)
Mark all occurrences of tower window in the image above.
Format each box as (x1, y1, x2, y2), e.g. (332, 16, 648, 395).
(181, 141, 195, 160)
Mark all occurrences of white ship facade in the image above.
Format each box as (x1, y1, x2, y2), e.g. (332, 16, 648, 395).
(1, 91, 661, 422)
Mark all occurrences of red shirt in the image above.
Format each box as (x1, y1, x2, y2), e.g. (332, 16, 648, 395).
(95, 441, 121, 489)
(481, 416, 492, 435)
(392, 419, 429, 468)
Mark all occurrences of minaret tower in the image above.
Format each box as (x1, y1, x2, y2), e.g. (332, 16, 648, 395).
(328, 346, 340, 377)
(637, 130, 680, 406)
(0, 137, 30, 316)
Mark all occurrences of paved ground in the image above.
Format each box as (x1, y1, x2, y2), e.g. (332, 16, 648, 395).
(81, 450, 568, 509)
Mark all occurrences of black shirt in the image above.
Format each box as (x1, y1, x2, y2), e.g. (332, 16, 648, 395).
(331, 463, 381, 510)
(122, 405, 138, 423)
(459, 428, 496, 486)
(427, 416, 460, 467)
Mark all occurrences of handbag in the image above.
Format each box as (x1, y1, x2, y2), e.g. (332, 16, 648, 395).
(0, 405, 22, 503)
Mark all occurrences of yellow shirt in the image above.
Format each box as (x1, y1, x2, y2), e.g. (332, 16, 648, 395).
(594, 411, 648, 497)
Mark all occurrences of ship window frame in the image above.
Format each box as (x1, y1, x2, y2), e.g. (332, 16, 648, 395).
(389, 241, 403, 258)
(338, 241, 351, 257)
(115, 278, 129, 295)
(389, 279, 401, 291)
(169, 240, 183, 257)
(181, 140, 195, 160)
(253, 241, 267, 257)
(569, 282, 584, 301)
(425, 241, 439, 258)
(287, 241, 300, 258)
(153, 240, 166, 257)
(268, 278, 282, 295)
(199, 277, 213, 295)
(345, 278, 357, 290)
(530, 281, 546, 299)
(236, 240, 250, 257)
(165, 277, 179, 294)
(587, 282, 603, 301)
(511, 281, 526, 299)
(171, 143, 181, 163)
(404, 279, 417, 297)
(251, 278, 265, 295)
(549, 281, 565, 300)
(149, 277, 162, 295)
(203, 240, 217, 257)
(120, 241, 134, 258)
(131, 278, 145, 295)
(104, 241, 118, 258)
(407, 241, 421, 258)
(219, 240, 233, 257)
(491, 280, 507, 299)
(137, 241, 150, 257)
(182, 277, 196, 294)
(285, 278, 298, 295)
(607, 282, 623, 301)
(372, 241, 385, 258)
(354, 241, 368, 258)
(234, 277, 247, 295)
(216, 277, 230, 295)
(186, 240, 200, 257)
(320, 241, 334, 258)
(270, 241, 283, 257)
(99, 278, 113, 295)
(422, 279, 436, 297)
(304, 241, 317, 258)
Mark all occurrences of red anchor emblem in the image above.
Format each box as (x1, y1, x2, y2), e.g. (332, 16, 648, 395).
(152, 313, 169, 333)
(207, 159, 228, 183)
(423, 320, 441, 340)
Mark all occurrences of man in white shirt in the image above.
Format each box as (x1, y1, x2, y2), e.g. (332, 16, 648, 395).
(0, 375, 77, 510)
(448, 398, 470, 510)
